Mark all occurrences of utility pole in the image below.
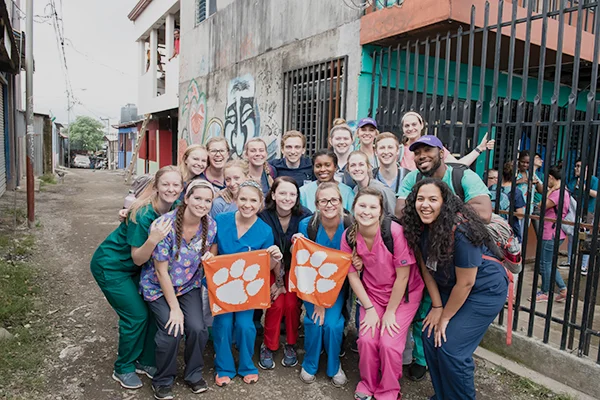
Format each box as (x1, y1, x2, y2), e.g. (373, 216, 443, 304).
(25, 0, 34, 228)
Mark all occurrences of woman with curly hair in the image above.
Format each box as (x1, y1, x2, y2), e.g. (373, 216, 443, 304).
(400, 178, 508, 400)
(139, 180, 217, 399)
(341, 187, 424, 400)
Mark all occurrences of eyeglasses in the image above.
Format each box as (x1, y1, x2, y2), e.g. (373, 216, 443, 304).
(317, 198, 341, 207)
(209, 149, 227, 155)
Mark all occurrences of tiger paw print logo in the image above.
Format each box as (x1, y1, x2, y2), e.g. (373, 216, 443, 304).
(292, 249, 338, 294)
(211, 259, 264, 314)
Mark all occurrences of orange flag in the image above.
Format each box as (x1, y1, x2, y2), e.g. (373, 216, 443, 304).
(289, 237, 352, 308)
(204, 250, 271, 316)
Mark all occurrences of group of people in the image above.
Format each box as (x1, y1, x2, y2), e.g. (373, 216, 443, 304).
(91, 111, 528, 400)
(486, 149, 596, 303)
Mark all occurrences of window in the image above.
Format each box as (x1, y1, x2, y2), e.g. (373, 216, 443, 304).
(196, 0, 207, 25)
(282, 57, 348, 155)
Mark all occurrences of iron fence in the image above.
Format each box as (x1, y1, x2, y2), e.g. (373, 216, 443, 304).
(367, 0, 600, 362)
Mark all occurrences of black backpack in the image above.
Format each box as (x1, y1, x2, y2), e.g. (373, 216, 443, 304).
(416, 162, 468, 201)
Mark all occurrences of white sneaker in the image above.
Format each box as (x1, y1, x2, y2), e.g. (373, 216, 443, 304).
(331, 366, 347, 387)
(300, 367, 316, 384)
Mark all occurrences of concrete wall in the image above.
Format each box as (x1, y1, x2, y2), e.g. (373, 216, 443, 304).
(131, 0, 179, 41)
(179, 0, 362, 158)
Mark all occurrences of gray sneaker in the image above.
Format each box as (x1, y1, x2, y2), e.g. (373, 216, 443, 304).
(112, 371, 143, 389)
(300, 367, 316, 384)
(258, 343, 275, 370)
(354, 393, 373, 400)
(135, 362, 157, 379)
(281, 344, 298, 367)
(331, 366, 347, 387)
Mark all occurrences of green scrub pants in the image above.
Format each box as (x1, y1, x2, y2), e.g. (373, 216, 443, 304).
(91, 267, 156, 374)
(412, 291, 432, 367)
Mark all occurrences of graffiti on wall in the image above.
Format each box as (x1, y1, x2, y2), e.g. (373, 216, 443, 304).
(224, 74, 260, 158)
(205, 117, 224, 143)
(181, 79, 208, 145)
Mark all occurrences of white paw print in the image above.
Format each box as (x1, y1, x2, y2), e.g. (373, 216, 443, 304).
(211, 259, 265, 314)
(292, 249, 338, 294)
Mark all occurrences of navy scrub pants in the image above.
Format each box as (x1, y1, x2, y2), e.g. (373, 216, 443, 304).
(148, 288, 208, 387)
(424, 286, 507, 400)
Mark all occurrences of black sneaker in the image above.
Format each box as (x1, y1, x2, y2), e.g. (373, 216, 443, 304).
(187, 378, 208, 394)
(153, 385, 174, 400)
(408, 362, 427, 382)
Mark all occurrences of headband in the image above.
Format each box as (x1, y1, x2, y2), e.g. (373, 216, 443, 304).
(239, 180, 263, 191)
(401, 111, 424, 125)
(186, 179, 215, 197)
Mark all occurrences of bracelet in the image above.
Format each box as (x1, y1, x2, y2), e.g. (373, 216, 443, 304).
(364, 305, 374, 311)
(475, 148, 483, 154)
(432, 305, 443, 309)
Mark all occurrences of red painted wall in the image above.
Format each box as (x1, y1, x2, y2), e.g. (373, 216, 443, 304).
(159, 129, 172, 167)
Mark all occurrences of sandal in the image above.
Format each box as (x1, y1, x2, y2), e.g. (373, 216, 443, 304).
(215, 374, 231, 387)
(243, 374, 259, 384)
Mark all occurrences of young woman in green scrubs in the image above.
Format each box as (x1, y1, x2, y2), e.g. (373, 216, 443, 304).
(90, 166, 183, 390)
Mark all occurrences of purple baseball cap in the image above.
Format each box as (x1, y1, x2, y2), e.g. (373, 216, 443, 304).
(408, 135, 444, 151)
(357, 117, 378, 129)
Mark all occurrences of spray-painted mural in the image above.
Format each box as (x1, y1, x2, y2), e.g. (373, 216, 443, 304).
(181, 79, 208, 145)
(224, 74, 260, 158)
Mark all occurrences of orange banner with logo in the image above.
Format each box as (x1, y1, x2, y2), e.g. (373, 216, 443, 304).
(289, 237, 352, 308)
(204, 250, 271, 316)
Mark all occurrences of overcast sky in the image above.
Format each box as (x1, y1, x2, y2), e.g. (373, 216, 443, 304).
(24, 0, 139, 127)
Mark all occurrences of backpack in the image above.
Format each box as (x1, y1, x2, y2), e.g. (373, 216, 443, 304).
(560, 192, 577, 236)
(416, 162, 468, 201)
(306, 209, 354, 242)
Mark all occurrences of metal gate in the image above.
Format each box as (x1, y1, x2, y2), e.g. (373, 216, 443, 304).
(368, 0, 600, 362)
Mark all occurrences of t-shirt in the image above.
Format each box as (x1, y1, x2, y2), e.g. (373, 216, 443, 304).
(90, 204, 159, 280)
(139, 210, 217, 302)
(543, 190, 570, 241)
(298, 216, 345, 250)
(568, 175, 598, 214)
(210, 196, 238, 219)
(398, 164, 490, 202)
(199, 172, 226, 191)
(340, 222, 424, 307)
(214, 211, 274, 255)
(299, 180, 355, 213)
(399, 145, 453, 171)
(375, 166, 411, 196)
(490, 185, 526, 241)
(419, 228, 508, 295)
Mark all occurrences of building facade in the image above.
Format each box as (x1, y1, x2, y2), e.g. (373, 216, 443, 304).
(128, 0, 180, 173)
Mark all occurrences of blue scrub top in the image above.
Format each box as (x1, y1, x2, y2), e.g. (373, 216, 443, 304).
(214, 211, 274, 255)
(419, 228, 507, 295)
(298, 216, 345, 250)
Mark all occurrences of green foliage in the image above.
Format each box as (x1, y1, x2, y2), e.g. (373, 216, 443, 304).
(40, 173, 56, 185)
(68, 115, 105, 151)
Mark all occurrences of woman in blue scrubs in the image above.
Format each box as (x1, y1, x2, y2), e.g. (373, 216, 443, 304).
(294, 181, 349, 388)
(203, 180, 282, 387)
(401, 178, 508, 400)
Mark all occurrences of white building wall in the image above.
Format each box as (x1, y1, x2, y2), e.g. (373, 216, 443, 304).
(179, 0, 362, 158)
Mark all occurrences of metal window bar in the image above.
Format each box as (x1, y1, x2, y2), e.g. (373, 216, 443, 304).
(367, 0, 600, 363)
(282, 57, 347, 155)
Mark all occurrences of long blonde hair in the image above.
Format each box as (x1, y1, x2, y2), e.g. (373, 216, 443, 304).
(179, 144, 208, 182)
(347, 150, 373, 180)
(128, 166, 182, 224)
(244, 137, 274, 188)
(216, 159, 249, 204)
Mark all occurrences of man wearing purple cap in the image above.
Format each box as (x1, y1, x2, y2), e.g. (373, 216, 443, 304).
(395, 135, 492, 223)
(356, 118, 379, 168)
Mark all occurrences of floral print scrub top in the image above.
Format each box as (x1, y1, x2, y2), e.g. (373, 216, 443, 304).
(139, 210, 217, 302)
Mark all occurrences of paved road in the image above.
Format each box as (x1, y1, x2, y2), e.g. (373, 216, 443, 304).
(8, 169, 547, 399)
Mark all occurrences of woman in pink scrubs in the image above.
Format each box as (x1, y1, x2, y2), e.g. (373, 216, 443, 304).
(340, 187, 424, 400)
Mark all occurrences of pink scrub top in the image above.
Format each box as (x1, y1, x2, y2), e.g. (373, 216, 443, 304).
(341, 222, 424, 307)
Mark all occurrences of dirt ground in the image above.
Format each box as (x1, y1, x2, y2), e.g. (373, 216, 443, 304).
(0, 169, 570, 399)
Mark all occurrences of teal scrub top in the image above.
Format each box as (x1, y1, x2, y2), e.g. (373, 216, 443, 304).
(91, 203, 159, 280)
(298, 216, 345, 251)
(214, 211, 275, 255)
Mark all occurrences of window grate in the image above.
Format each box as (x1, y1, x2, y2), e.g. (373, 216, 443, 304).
(196, 0, 206, 25)
(282, 57, 348, 155)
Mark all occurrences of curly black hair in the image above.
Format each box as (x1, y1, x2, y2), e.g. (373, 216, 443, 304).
(400, 178, 491, 267)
